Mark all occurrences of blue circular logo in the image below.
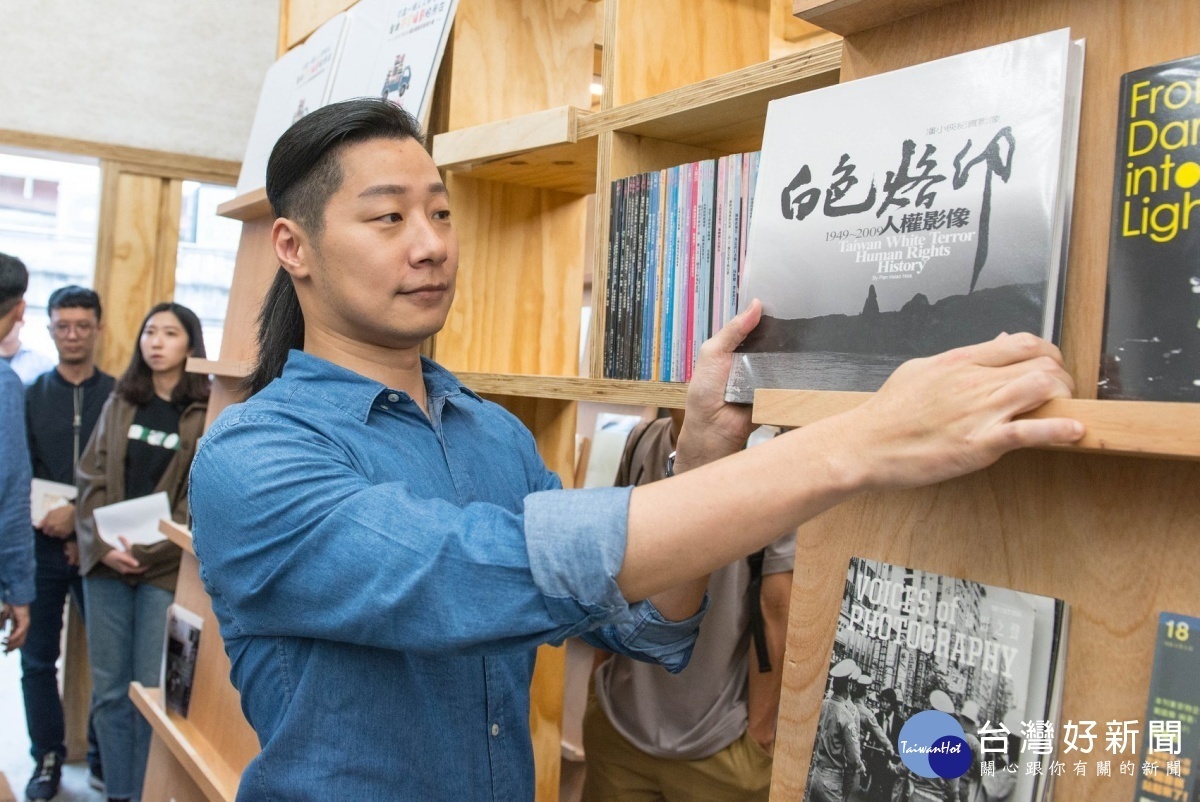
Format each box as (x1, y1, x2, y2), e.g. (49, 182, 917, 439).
(897, 711, 972, 778)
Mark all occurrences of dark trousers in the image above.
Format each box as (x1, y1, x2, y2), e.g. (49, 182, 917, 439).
(20, 534, 100, 765)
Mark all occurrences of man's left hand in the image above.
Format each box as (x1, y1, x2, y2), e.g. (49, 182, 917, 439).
(747, 721, 775, 757)
(675, 300, 763, 472)
(38, 503, 75, 538)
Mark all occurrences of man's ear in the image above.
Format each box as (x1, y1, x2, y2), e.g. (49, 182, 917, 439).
(273, 218, 314, 280)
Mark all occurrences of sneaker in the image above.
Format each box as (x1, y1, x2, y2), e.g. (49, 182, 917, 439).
(25, 752, 62, 802)
(88, 760, 105, 792)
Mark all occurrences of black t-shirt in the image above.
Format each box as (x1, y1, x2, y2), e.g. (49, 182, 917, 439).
(124, 396, 182, 500)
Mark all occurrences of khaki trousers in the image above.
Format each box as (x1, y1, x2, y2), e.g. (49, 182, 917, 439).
(582, 692, 773, 802)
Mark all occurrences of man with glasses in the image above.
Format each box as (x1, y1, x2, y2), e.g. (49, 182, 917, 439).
(22, 285, 111, 801)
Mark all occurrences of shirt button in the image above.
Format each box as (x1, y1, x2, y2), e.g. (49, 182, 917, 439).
(387, 393, 400, 402)
(491, 723, 500, 737)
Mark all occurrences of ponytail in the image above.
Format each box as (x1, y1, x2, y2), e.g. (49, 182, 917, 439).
(244, 268, 305, 396)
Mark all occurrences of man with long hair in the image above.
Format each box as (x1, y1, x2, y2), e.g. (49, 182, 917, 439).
(188, 98, 1084, 799)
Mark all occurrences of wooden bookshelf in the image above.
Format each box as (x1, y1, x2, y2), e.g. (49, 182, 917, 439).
(186, 357, 252, 379)
(214, 188, 269, 222)
(433, 106, 598, 194)
(754, 392, 1200, 461)
(130, 684, 239, 802)
(792, 0, 965, 35)
(578, 41, 841, 151)
(460, 372, 690, 408)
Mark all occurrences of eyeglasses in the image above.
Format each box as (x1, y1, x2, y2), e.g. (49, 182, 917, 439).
(50, 322, 97, 336)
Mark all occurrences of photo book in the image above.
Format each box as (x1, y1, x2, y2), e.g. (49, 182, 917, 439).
(727, 29, 1085, 402)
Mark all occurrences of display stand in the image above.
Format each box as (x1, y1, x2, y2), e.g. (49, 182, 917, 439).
(763, 1, 1200, 801)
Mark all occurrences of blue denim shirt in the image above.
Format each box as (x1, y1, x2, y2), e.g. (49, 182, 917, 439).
(0, 361, 34, 605)
(189, 351, 705, 800)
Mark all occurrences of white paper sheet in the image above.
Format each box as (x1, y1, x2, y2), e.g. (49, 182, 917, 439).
(92, 492, 170, 549)
(30, 478, 77, 526)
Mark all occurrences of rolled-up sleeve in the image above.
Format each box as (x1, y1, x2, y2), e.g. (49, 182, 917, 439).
(524, 485, 706, 673)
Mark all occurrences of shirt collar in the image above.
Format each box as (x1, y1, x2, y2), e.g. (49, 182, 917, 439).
(280, 349, 480, 423)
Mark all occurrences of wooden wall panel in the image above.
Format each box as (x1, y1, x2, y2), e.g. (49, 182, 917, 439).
(606, 0, 770, 107)
(62, 603, 92, 761)
(770, 2, 1200, 801)
(93, 167, 181, 376)
(438, 175, 587, 376)
(448, 0, 595, 130)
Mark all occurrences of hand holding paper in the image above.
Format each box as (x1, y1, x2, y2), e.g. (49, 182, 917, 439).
(93, 492, 171, 550)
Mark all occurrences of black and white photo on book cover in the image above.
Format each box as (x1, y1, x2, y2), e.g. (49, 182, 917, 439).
(727, 29, 1085, 403)
(804, 557, 1066, 802)
(162, 603, 204, 718)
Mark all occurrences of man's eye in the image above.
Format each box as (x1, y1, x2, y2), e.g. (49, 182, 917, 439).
(433, 210, 452, 221)
(380, 213, 402, 223)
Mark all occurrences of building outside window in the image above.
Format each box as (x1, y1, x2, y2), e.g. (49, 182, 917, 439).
(0, 148, 101, 380)
(174, 181, 240, 359)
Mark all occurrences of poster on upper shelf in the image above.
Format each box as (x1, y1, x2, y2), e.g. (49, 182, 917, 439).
(1099, 53, 1200, 402)
(327, 0, 459, 128)
(726, 29, 1085, 403)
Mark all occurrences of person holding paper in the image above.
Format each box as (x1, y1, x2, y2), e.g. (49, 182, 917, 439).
(75, 302, 209, 802)
(22, 285, 112, 801)
(0, 252, 34, 655)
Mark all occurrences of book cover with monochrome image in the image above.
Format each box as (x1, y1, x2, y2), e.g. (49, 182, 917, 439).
(727, 29, 1085, 402)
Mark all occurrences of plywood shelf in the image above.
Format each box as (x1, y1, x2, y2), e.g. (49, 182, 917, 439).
(458, 372, 689, 408)
(792, 0, 965, 36)
(578, 42, 841, 153)
(159, 518, 194, 556)
(187, 357, 252, 379)
(129, 683, 239, 802)
(433, 106, 598, 194)
(753, 391, 1200, 461)
(215, 189, 270, 222)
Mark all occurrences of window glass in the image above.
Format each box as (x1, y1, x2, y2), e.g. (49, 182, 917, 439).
(174, 181, 239, 358)
(0, 149, 101, 381)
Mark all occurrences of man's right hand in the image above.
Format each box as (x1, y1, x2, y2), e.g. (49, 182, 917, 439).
(829, 332, 1083, 493)
(100, 537, 148, 575)
(37, 502, 76, 538)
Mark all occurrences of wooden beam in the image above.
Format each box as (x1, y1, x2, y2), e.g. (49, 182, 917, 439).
(792, 0, 967, 36)
(0, 129, 239, 183)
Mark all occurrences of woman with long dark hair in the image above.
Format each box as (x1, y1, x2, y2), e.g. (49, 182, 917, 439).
(75, 302, 209, 802)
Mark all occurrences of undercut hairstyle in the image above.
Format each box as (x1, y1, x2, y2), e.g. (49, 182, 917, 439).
(48, 285, 103, 322)
(0, 252, 29, 317)
(115, 302, 210, 408)
(246, 98, 425, 396)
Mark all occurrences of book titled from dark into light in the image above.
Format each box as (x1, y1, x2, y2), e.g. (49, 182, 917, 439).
(1099, 54, 1200, 402)
(805, 557, 1069, 802)
(727, 29, 1085, 402)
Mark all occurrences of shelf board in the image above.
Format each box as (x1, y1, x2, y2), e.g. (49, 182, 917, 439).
(216, 188, 270, 222)
(457, 373, 689, 408)
(130, 683, 239, 802)
(188, 357, 252, 379)
(753, 391, 1200, 461)
(433, 106, 598, 195)
(578, 42, 842, 153)
(792, 0, 965, 36)
(160, 518, 194, 556)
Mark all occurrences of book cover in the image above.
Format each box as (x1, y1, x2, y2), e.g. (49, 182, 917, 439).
(236, 14, 349, 195)
(804, 556, 1067, 802)
(1098, 54, 1200, 402)
(1133, 612, 1200, 802)
(727, 29, 1085, 402)
(329, 0, 459, 128)
(162, 604, 203, 717)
